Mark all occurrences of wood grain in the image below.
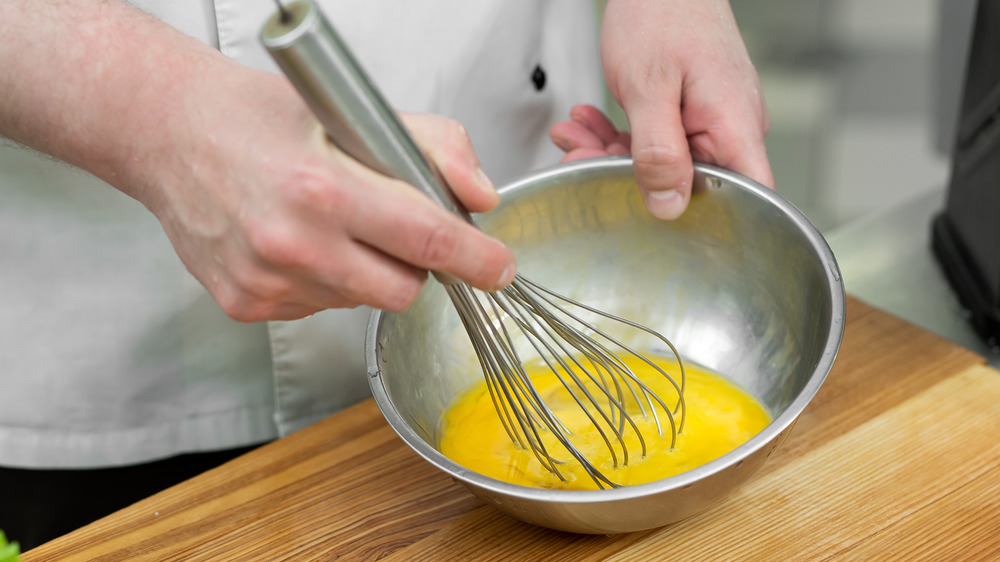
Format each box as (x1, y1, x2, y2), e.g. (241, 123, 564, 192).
(23, 297, 998, 561)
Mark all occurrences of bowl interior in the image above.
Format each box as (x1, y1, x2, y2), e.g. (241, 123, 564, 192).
(369, 158, 842, 492)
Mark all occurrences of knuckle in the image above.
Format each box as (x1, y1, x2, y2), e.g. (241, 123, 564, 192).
(413, 222, 458, 269)
(633, 143, 686, 172)
(216, 267, 294, 322)
(215, 289, 266, 323)
(246, 277, 292, 305)
(244, 222, 308, 269)
(211, 287, 243, 320)
(283, 166, 355, 218)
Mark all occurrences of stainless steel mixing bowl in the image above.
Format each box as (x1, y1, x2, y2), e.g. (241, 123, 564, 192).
(365, 157, 845, 534)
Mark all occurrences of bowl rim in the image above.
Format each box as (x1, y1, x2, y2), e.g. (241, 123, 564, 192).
(365, 156, 846, 503)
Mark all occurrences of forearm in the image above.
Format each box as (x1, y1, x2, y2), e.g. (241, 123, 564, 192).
(0, 0, 229, 202)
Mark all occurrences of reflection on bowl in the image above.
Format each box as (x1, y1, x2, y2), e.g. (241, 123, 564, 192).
(366, 157, 845, 534)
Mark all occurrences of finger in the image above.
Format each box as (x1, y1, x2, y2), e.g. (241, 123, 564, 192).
(347, 170, 517, 292)
(625, 99, 694, 220)
(569, 104, 624, 146)
(247, 304, 325, 322)
(607, 142, 630, 156)
(616, 130, 632, 151)
(559, 147, 615, 163)
(203, 265, 332, 323)
(702, 133, 775, 190)
(313, 122, 517, 292)
(212, 231, 430, 319)
(549, 120, 605, 153)
(688, 116, 775, 190)
(199, 266, 329, 323)
(308, 238, 430, 313)
(725, 141, 775, 189)
(402, 113, 500, 213)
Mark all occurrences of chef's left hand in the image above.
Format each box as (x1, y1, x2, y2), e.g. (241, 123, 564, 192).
(550, 0, 774, 220)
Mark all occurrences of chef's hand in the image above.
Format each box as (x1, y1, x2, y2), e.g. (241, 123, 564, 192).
(0, 0, 515, 322)
(155, 72, 516, 321)
(549, 104, 632, 161)
(550, 0, 774, 220)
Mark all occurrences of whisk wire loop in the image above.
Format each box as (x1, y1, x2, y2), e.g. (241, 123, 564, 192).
(490, 286, 631, 470)
(447, 285, 566, 478)
(511, 278, 682, 445)
(519, 277, 688, 434)
(446, 274, 687, 489)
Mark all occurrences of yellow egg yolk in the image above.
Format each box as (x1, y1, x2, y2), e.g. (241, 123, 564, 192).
(438, 355, 772, 490)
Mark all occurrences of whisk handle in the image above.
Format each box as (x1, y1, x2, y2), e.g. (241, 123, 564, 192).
(260, 0, 473, 224)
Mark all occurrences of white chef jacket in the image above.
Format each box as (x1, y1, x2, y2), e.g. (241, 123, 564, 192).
(0, 0, 601, 468)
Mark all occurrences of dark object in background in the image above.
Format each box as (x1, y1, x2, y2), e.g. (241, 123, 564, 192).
(933, 0, 1000, 350)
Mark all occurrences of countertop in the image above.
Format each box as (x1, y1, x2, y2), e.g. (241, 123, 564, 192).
(825, 187, 1000, 366)
(23, 296, 1000, 561)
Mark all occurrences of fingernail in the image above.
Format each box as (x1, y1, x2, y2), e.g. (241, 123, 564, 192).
(645, 189, 685, 220)
(476, 167, 497, 193)
(495, 262, 516, 290)
(474, 168, 500, 206)
(551, 135, 572, 152)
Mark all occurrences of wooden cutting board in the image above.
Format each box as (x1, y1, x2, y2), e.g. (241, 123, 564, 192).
(23, 297, 1000, 560)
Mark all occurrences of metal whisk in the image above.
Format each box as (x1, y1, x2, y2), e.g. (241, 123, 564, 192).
(262, 0, 686, 488)
(447, 278, 686, 488)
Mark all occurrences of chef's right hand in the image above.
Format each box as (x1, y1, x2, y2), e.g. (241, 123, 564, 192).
(148, 71, 516, 322)
(0, 0, 515, 322)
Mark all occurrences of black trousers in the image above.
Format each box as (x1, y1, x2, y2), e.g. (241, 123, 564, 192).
(0, 444, 261, 552)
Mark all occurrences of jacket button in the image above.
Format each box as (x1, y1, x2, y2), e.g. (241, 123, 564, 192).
(531, 64, 546, 91)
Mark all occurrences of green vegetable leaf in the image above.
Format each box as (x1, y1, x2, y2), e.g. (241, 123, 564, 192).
(0, 530, 21, 562)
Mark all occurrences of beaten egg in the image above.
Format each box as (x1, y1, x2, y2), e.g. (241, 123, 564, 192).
(438, 355, 771, 490)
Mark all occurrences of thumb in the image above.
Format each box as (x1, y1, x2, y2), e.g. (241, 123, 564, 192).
(626, 100, 694, 221)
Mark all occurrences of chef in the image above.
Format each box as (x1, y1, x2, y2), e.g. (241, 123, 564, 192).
(0, 0, 771, 549)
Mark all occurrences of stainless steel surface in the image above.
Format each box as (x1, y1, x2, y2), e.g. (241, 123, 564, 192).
(260, 0, 469, 221)
(366, 158, 846, 533)
(825, 187, 1000, 365)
